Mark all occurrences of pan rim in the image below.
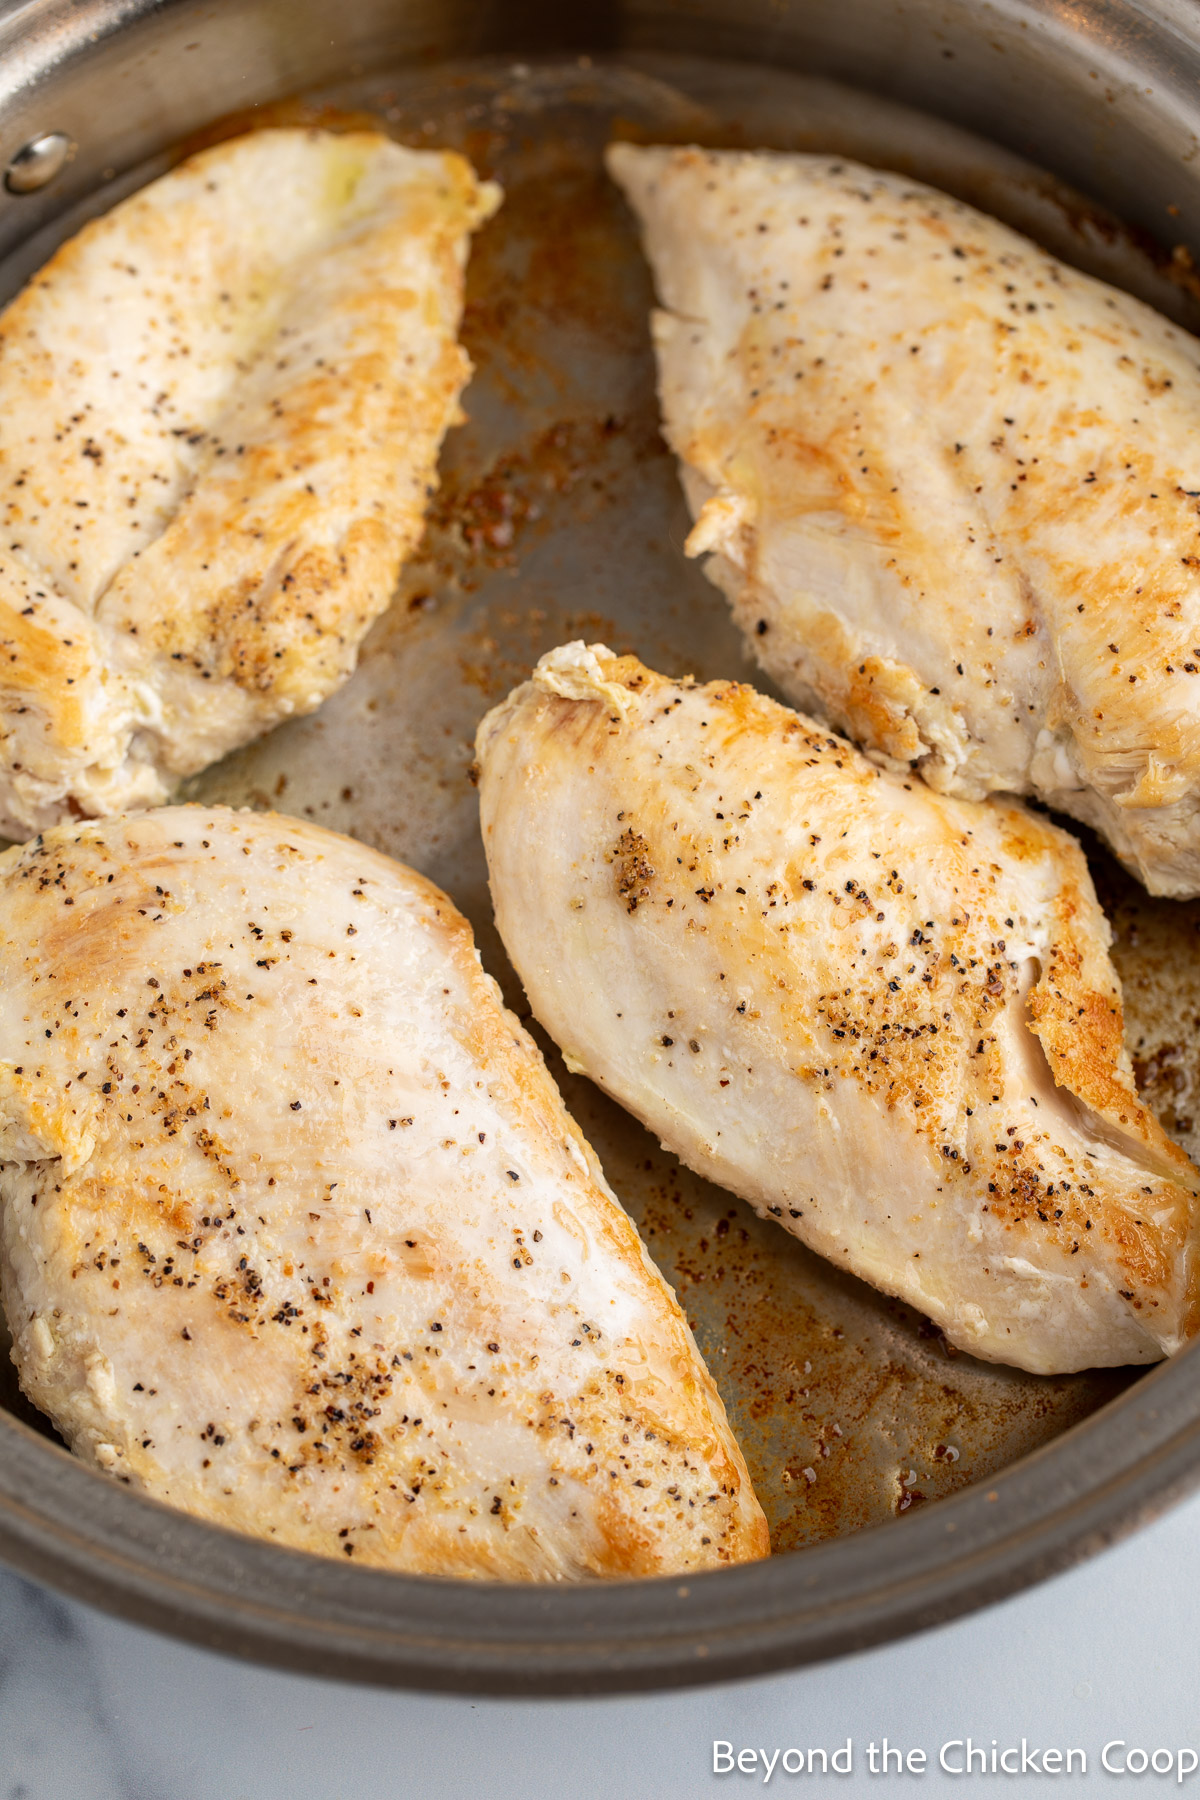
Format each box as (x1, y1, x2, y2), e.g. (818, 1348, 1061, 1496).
(0, 1337, 1195, 1694)
(3, 0, 1200, 1698)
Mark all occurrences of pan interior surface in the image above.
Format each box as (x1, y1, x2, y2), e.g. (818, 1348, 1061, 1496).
(1, 44, 1200, 1686)
(178, 54, 1200, 1546)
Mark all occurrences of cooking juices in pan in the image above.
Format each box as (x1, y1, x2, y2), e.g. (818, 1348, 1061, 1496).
(4, 55, 1198, 1553)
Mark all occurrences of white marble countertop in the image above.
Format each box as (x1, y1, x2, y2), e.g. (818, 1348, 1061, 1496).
(3, 1484, 1199, 1799)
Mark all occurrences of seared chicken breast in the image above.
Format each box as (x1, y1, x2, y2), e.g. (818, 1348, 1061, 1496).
(478, 643, 1200, 1374)
(0, 129, 499, 840)
(0, 806, 765, 1578)
(609, 142, 1200, 897)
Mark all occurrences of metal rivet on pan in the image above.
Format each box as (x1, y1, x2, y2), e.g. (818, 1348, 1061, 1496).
(4, 132, 75, 195)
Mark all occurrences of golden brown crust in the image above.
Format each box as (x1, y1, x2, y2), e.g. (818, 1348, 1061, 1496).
(0, 131, 500, 836)
(610, 143, 1200, 892)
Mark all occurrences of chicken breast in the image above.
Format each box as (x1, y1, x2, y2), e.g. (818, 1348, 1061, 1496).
(0, 129, 499, 840)
(608, 142, 1200, 898)
(0, 805, 765, 1578)
(477, 643, 1200, 1374)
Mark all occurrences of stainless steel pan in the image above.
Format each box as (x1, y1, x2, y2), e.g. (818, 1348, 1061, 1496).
(2, 0, 1200, 1694)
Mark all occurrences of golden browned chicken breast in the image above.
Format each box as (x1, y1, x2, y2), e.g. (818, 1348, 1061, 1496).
(478, 643, 1200, 1375)
(609, 142, 1200, 897)
(0, 129, 499, 839)
(0, 805, 766, 1578)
